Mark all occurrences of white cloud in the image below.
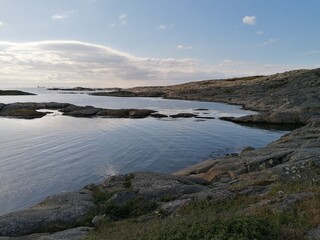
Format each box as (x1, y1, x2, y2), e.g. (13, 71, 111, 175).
(0, 22, 3, 26)
(176, 44, 193, 50)
(157, 24, 167, 30)
(52, 15, 67, 20)
(258, 38, 278, 46)
(52, 10, 76, 21)
(256, 31, 264, 35)
(242, 16, 256, 25)
(0, 40, 308, 88)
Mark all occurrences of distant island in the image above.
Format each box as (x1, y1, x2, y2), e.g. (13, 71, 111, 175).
(47, 87, 121, 91)
(0, 68, 319, 240)
(0, 90, 35, 96)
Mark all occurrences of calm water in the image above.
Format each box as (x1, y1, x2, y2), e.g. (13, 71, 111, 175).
(0, 88, 286, 215)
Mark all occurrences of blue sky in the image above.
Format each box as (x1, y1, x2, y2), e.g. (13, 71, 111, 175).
(0, 0, 319, 87)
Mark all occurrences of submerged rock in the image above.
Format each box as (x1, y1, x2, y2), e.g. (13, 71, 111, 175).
(170, 113, 198, 118)
(151, 113, 168, 118)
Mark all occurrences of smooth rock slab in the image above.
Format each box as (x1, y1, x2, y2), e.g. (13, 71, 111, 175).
(0, 191, 95, 237)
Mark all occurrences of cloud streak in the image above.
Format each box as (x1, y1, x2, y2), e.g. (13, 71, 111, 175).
(157, 24, 174, 30)
(0, 40, 306, 87)
(258, 38, 278, 46)
(176, 44, 193, 50)
(52, 10, 76, 21)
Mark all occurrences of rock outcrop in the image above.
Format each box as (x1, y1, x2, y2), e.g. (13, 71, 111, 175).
(0, 102, 198, 120)
(0, 190, 95, 237)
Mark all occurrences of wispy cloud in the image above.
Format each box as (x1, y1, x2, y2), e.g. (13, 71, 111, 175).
(258, 38, 278, 46)
(0, 40, 306, 87)
(304, 50, 320, 55)
(176, 44, 193, 50)
(109, 14, 128, 27)
(52, 10, 76, 21)
(242, 16, 256, 25)
(157, 24, 174, 30)
(256, 31, 264, 35)
(118, 14, 127, 25)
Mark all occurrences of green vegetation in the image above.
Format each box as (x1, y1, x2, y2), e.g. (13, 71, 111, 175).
(86, 180, 320, 240)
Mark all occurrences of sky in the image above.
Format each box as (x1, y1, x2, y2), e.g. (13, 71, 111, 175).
(0, 0, 319, 88)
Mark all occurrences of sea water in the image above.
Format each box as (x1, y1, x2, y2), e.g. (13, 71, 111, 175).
(0, 88, 286, 215)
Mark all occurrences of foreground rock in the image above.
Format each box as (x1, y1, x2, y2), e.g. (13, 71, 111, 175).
(0, 90, 35, 96)
(0, 172, 233, 238)
(2, 154, 318, 238)
(0, 191, 95, 237)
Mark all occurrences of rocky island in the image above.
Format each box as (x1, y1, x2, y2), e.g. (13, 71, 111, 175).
(0, 102, 205, 119)
(0, 90, 35, 96)
(0, 68, 319, 240)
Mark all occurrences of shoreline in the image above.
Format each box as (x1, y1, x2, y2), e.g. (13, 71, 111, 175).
(0, 68, 319, 239)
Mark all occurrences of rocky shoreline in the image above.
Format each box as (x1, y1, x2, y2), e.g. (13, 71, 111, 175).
(0, 68, 319, 239)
